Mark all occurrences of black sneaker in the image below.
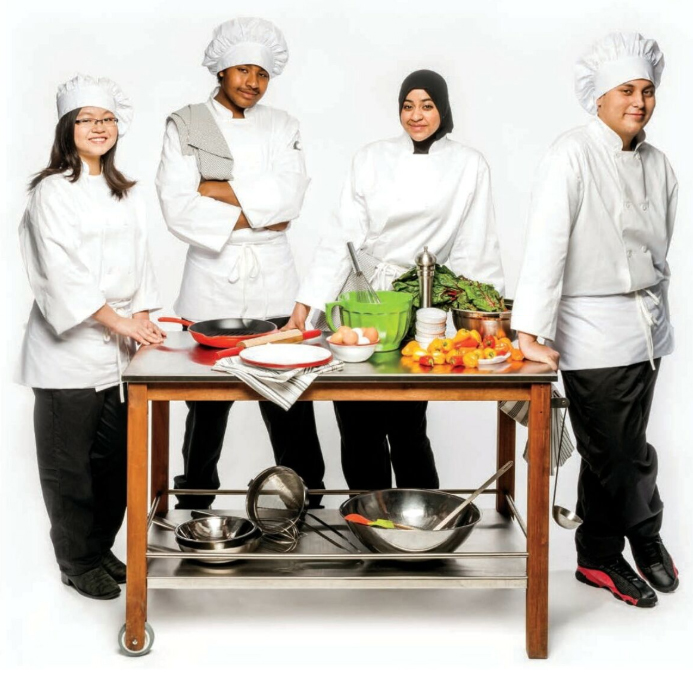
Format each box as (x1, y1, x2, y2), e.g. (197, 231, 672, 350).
(61, 567, 121, 600)
(101, 550, 127, 584)
(631, 535, 679, 593)
(576, 554, 657, 608)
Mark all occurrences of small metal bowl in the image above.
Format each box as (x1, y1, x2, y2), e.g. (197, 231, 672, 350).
(451, 299, 515, 341)
(339, 489, 482, 554)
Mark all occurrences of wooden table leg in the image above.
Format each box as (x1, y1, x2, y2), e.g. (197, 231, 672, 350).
(125, 384, 148, 653)
(496, 405, 516, 517)
(151, 400, 170, 514)
(526, 383, 551, 659)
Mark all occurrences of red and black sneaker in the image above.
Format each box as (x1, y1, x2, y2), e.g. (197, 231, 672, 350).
(576, 554, 657, 608)
(631, 535, 679, 593)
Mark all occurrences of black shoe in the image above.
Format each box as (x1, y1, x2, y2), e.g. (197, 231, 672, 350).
(101, 550, 127, 584)
(631, 535, 679, 593)
(576, 554, 657, 608)
(61, 567, 121, 600)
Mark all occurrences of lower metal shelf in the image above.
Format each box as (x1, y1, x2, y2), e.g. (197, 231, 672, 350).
(146, 509, 527, 590)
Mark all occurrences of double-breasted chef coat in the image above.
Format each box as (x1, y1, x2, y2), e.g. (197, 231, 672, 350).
(18, 170, 161, 390)
(156, 93, 310, 321)
(297, 133, 505, 309)
(511, 116, 677, 370)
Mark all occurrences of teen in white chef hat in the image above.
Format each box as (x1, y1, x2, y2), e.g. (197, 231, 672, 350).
(512, 32, 679, 608)
(156, 18, 325, 512)
(18, 74, 164, 600)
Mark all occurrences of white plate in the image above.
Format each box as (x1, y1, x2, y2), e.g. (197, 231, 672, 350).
(477, 352, 512, 367)
(240, 344, 333, 369)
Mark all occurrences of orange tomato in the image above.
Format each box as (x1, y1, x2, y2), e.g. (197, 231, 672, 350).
(454, 337, 479, 349)
(510, 348, 525, 361)
(495, 343, 510, 356)
(448, 355, 465, 367)
(469, 330, 482, 344)
(419, 355, 434, 367)
(445, 349, 460, 364)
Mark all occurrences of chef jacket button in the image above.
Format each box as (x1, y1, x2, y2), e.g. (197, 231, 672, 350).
(627, 249, 633, 258)
(641, 245, 648, 253)
(642, 203, 649, 211)
(624, 201, 631, 209)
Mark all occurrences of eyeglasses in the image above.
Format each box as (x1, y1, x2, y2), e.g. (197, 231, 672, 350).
(74, 117, 119, 128)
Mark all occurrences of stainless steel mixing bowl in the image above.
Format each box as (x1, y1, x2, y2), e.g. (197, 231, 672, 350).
(339, 489, 482, 554)
(451, 299, 515, 341)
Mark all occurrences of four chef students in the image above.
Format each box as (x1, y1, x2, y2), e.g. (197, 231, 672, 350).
(513, 33, 679, 606)
(155, 18, 325, 509)
(18, 22, 680, 609)
(18, 75, 165, 599)
(288, 69, 504, 489)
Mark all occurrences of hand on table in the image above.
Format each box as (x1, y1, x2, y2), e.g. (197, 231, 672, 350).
(283, 302, 311, 331)
(518, 332, 560, 371)
(115, 317, 167, 346)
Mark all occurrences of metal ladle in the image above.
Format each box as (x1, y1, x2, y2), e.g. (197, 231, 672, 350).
(552, 402, 583, 530)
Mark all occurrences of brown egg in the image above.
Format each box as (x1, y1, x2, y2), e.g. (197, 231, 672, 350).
(336, 325, 351, 337)
(342, 329, 358, 345)
(363, 327, 379, 343)
(329, 332, 344, 344)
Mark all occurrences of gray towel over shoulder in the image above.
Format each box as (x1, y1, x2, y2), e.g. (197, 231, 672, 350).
(168, 103, 235, 181)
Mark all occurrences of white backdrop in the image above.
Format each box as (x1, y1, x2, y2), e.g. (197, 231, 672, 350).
(1, 1, 691, 670)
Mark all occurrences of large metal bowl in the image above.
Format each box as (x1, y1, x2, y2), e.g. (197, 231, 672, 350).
(339, 489, 482, 554)
(451, 299, 515, 341)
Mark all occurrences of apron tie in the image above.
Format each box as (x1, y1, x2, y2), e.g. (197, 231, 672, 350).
(368, 260, 408, 292)
(635, 288, 660, 371)
(102, 301, 133, 402)
(228, 244, 267, 318)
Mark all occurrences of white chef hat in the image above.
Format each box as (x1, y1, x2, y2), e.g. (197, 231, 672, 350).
(575, 32, 664, 114)
(56, 74, 133, 135)
(202, 17, 289, 77)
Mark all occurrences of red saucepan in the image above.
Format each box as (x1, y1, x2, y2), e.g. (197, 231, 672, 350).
(158, 317, 278, 348)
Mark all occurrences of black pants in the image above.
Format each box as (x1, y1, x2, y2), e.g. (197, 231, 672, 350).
(562, 359, 663, 561)
(33, 386, 127, 576)
(333, 401, 439, 490)
(174, 401, 325, 509)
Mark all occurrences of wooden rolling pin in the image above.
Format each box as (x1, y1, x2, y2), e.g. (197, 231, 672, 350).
(215, 329, 321, 359)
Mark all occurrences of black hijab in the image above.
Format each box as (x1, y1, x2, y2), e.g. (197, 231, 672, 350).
(398, 69, 454, 154)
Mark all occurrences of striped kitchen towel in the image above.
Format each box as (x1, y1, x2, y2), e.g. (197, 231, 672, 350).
(499, 387, 575, 475)
(212, 356, 344, 411)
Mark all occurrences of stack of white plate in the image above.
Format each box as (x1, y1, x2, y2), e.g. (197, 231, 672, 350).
(415, 308, 448, 349)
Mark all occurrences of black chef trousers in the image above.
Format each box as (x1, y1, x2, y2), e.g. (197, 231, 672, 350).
(562, 359, 664, 561)
(333, 401, 439, 490)
(174, 401, 325, 509)
(33, 386, 127, 576)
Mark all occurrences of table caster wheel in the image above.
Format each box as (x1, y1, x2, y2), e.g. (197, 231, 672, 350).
(118, 622, 154, 656)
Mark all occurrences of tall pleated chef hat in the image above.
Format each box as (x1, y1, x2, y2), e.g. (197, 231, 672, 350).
(202, 17, 289, 77)
(56, 74, 133, 135)
(575, 32, 664, 114)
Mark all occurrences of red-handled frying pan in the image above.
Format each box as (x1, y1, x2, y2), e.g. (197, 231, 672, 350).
(158, 317, 278, 348)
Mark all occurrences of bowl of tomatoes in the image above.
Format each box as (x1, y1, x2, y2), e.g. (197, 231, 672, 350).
(451, 299, 515, 342)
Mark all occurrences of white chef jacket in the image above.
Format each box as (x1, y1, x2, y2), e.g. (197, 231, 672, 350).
(18, 171, 161, 390)
(512, 117, 677, 370)
(297, 133, 505, 309)
(156, 93, 310, 321)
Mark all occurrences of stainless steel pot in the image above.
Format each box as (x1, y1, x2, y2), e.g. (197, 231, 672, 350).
(451, 299, 515, 341)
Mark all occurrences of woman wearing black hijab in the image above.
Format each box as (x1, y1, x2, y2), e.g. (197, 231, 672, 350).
(288, 69, 505, 489)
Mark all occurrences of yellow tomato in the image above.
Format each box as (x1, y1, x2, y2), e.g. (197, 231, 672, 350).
(469, 330, 482, 344)
(401, 340, 421, 356)
(454, 328, 470, 341)
(482, 348, 497, 359)
(427, 338, 445, 353)
(462, 351, 480, 368)
(411, 347, 429, 359)
(445, 349, 460, 363)
(431, 351, 446, 365)
(440, 338, 454, 352)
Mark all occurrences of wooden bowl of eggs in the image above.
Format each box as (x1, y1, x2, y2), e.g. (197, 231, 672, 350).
(326, 326, 379, 362)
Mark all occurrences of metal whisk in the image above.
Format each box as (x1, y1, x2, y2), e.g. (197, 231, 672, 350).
(347, 242, 381, 304)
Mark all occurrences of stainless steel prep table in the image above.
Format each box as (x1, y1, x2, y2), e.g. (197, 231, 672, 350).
(121, 331, 556, 658)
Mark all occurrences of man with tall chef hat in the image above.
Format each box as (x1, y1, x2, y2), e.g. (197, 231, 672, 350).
(156, 17, 325, 509)
(512, 33, 679, 608)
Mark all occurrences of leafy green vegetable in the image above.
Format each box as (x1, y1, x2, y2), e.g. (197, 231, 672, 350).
(392, 264, 506, 335)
